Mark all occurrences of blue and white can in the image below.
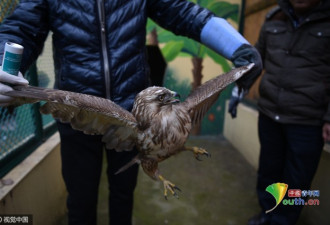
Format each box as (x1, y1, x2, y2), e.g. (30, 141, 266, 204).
(1, 42, 24, 76)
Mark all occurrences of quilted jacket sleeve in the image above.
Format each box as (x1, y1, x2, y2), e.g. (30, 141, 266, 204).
(147, 0, 214, 42)
(0, 0, 49, 73)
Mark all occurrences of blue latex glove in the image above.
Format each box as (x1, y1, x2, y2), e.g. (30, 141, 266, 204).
(201, 17, 249, 59)
(201, 17, 262, 89)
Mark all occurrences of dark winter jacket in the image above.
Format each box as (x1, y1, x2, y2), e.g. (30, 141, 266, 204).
(0, 0, 213, 110)
(255, 0, 330, 125)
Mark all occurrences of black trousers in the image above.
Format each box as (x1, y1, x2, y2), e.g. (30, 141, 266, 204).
(57, 122, 139, 225)
(257, 113, 323, 225)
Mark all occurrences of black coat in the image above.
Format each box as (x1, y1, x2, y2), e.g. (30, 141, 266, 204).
(255, 0, 330, 125)
(0, 0, 213, 110)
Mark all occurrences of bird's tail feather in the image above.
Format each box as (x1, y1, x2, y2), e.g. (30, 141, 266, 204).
(115, 155, 141, 175)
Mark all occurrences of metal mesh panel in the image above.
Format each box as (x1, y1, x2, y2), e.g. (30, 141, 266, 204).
(0, 66, 56, 175)
(0, 0, 18, 23)
(0, 1, 56, 176)
(0, 67, 39, 157)
(0, 105, 36, 160)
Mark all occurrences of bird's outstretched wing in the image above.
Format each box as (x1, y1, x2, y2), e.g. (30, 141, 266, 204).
(180, 63, 254, 127)
(4, 86, 138, 151)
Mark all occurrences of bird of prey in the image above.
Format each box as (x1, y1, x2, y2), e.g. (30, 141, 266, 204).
(2, 64, 253, 199)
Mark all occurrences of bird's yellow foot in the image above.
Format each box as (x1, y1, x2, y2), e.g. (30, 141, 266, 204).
(158, 175, 181, 200)
(189, 146, 211, 161)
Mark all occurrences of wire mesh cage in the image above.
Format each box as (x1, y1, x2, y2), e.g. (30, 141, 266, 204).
(0, 0, 56, 177)
(0, 105, 36, 160)
(0, 0, 18, 23)
(0, 68, 55, 161)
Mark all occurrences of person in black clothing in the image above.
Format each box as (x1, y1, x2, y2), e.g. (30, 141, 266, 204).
(229, 0, 330, 224)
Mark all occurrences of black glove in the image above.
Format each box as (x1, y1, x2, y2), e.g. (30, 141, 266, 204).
(231, 44, 262, 90)
(228, 85, 245, 118)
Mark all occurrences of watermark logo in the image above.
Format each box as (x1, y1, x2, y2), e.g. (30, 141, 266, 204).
(283, 189, 320, 206)
(265, 183, 320, 213)
(265, 183, 288, 213)
(0, 215, 32, 224)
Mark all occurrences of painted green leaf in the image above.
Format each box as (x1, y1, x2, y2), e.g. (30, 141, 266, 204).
(146, 19, 157, 33)
(161, 41, 185, 62)
(181, 39, 200, 57)
(147, 0, 240, 71)
(157, 29, 186, 43)
(206, 2, 239, 21)
(196, 45, 207, 58)
(197, 0, 209, 7)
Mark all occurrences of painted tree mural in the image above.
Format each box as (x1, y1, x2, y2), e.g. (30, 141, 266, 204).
(147, 0, 242, 134)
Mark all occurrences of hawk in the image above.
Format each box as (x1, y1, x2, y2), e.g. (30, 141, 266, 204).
(3, 64, 253, 199)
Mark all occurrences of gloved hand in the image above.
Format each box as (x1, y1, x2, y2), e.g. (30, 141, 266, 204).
(228, 85, 246, 118)
(0, 69, 29, 107)
(200, 17, 262, 89)
(231, 44, 262, 90)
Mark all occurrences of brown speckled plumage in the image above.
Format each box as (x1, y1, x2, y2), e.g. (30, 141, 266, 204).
(3, 64, 253, 198)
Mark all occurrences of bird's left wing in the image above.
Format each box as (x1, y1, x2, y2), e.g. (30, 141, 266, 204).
(179, 64, 254, 127)
(3, 85, 138, 151)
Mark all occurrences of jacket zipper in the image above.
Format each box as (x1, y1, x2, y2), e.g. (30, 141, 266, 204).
(97, 0, 111, 99)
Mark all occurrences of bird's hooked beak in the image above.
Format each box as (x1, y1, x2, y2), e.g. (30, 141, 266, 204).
(167, 91, 180, 104)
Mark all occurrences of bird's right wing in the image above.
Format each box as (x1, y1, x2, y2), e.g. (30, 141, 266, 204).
(3, 86, 138, 151)
(180, 64, 254, 127)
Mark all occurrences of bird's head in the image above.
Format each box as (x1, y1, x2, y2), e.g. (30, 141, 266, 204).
(132, 86, 180, 127)
(134, 86, 180, 106)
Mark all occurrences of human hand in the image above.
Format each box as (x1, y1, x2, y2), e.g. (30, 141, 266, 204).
(228, 85, 245, 118)
(0, 69, 29, 107)
(231, 44, 263, 90)
(322, 123, 330, 142)
(200, 17, 262, 88)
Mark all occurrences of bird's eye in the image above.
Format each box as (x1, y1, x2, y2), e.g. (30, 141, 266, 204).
(158, 94, 165, 101)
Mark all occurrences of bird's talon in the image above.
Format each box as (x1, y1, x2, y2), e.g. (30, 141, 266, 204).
(174, 186, 182, 192)
(192, 147, 210, 161)
(161, 178, 181, 199)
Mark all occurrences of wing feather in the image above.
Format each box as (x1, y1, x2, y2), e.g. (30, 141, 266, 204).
(4, 86, 138, 151)
(180, 64, 254, 127)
